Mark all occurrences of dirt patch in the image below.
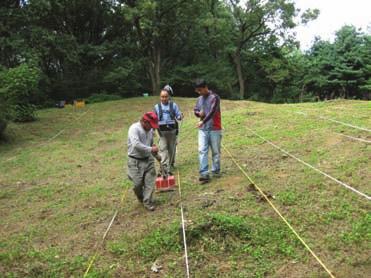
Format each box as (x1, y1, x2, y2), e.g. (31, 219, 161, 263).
(246, 183, 275, 203)
(325, 135, 342, 147)
(274, 261, 324, 278)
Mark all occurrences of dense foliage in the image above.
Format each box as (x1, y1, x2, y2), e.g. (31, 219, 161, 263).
(0, 0, 370, 134)
(0, 63, 41, 122)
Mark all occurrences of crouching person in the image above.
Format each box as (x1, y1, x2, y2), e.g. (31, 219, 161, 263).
(127, 112, 160, 211)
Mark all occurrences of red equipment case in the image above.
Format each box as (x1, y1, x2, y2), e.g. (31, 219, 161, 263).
(156, 175, 176, 191)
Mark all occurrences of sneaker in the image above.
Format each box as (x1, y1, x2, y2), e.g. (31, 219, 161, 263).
(212, 172, 222, 178)
(144, 203, 155, 211)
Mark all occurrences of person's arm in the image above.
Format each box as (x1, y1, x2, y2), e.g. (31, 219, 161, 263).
(153, 104, 159, 117)
(174, 103, 182, 120)
(201, 95, 219, 124)
(149, 130, 159, 154)
(194, 98, 201, 118)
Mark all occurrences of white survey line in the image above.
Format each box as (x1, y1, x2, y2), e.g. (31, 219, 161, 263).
(177, 171, 190, 278)
(336, 133, 371, 143)
(247, 127, 371, 201)
(296, 111, 371, 132)
(103, 210, 118, 240)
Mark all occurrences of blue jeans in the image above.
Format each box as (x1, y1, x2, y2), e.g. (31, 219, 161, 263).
(198, 130, 222, 177)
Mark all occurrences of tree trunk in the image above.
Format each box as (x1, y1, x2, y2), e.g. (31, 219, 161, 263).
(149, 46, 161, 95)
(232, 50, 245, 99)
(299, 84, 305, 102)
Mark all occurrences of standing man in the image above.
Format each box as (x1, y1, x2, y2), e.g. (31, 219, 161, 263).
(193, 79, 222, 184)
(127, 112, 160, 211)
(154, 86, 183, 175)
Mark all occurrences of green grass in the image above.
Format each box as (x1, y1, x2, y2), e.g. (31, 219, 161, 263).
(0, 97, 370, 277)
(138, 222, 181, 260)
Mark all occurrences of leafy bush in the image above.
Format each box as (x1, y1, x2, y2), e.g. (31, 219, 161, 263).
(86, 93, 122, 104)
(11, 104, 37, 122)
(0, 63, 41, 122)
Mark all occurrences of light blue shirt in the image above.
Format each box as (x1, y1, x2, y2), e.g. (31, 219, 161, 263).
(154, 102, 182, 126)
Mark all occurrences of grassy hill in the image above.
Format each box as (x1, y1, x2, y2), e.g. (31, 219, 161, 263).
(0, 97, 370, 277)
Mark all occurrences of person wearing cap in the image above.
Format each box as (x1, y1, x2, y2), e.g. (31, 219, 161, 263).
(127, 111, 160, 211)
(193, 79, 222, 184)
(154, 85, 183, 175)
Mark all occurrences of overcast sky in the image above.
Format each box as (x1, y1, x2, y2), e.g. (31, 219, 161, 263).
(294, 0, 371, 50)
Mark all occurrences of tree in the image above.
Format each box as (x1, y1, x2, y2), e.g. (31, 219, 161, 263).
(0, 62, 41, 122)
(121, 0, 202, 95)
(0, 1, 29, 68)
(304, 25, 370, 100)
(226, 0, 319, 99)
(359, 34, 371, 99)
(164, 0, 237, 97)
(25, 0, 124, 100)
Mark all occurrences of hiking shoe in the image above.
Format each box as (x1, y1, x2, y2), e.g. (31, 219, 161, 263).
(199, 175, 210, 184)
(144, 203, 155, 211)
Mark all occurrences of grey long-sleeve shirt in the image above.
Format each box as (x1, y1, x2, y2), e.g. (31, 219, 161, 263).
(127, 122, 153, 158)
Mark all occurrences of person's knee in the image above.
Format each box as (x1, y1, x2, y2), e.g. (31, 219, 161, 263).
(210, 140, 221, 152)
(128, 172, 142, 185)
(149, 167, 156, 176)
(198, 142, 209, 153)
(212, 151, 220, 157)
(199, 149, 208, 156)
(144, 166, 156, 179)
(133, 181, 143, 190)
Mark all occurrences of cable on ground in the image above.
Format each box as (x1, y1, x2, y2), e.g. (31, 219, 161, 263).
(222, 143, 336, 278)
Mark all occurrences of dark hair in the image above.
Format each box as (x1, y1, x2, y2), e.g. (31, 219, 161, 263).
(160, 89, 170, 96)
(194, 79, 207, 88)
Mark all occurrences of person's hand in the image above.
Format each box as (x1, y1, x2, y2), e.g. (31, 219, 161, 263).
(151, 145, 159, 154)
(197, 121, 203, 128)
(200, 111, 205, 120)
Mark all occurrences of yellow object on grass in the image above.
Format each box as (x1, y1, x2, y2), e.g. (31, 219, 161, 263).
(74, 99, 85, 108)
